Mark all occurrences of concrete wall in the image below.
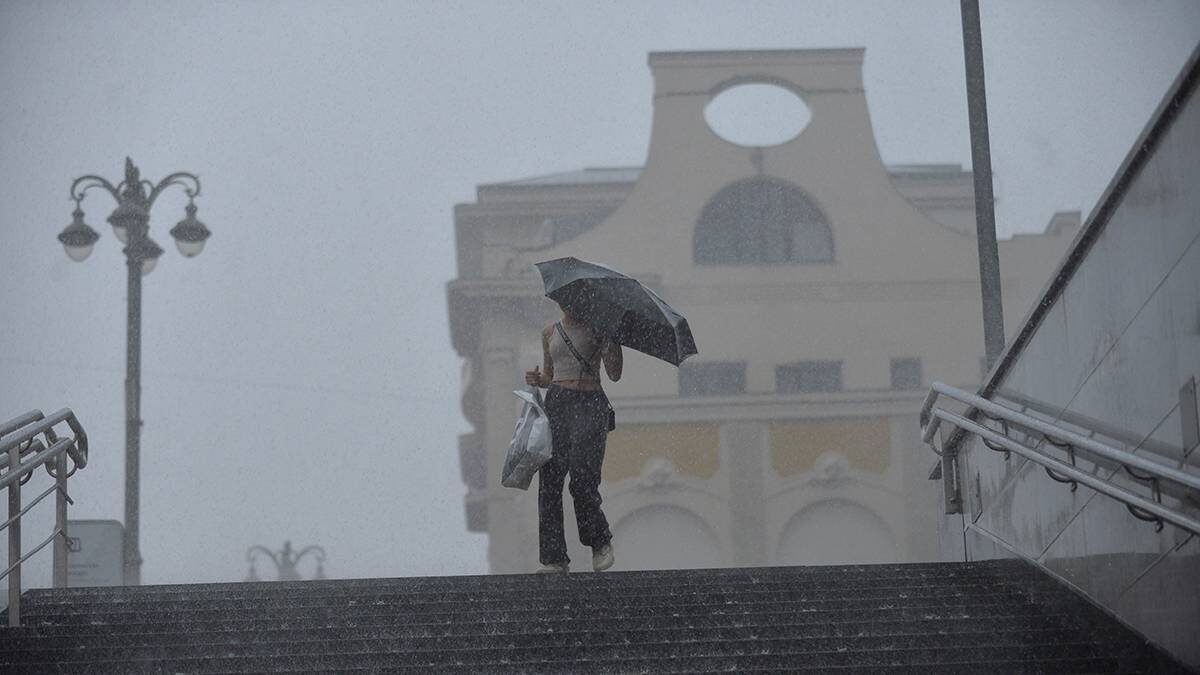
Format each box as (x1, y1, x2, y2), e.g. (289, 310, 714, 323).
(949, 51, 1200, 666)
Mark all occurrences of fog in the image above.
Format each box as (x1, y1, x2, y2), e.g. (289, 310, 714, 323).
(1, 1, 1197, 585)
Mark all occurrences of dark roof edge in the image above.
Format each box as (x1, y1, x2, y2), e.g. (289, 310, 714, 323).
(480, 163, 968, 191)
(648, 48, 865, 66)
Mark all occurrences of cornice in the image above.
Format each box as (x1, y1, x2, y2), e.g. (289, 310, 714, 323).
(447, 278, 543, 300)
(610, 389, 931, 424)
(899, 195, 976, 210)
(447, 272, 668, 301)
(447, 275, 1017, 311)
(648, 49, 866, 67)
(456, 198, 626, 218)
(665, 278, 992, 305)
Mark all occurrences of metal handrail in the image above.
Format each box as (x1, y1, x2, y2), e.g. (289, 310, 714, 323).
(0, 408, 88, 468)
(0, 411, 45, 438)
(0, 408, 88, 627)
(1, 530, 65, 579)
(921, 383, 1200, 490)
(0, 438, 75, 491)
(0, 485, 70, 532)
(931, 408, 1200, 536)
(921, 382, 1200, 534)
(991, 387, 1183, 460)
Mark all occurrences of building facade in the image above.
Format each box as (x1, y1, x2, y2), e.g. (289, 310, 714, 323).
(447, 49, 1078, 573)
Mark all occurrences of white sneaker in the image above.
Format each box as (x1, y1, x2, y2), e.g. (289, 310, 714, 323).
(592, 543, 614, 572)
(536, 562, 569, 574)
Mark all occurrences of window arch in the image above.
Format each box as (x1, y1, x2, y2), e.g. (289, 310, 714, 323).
(694, 177, 833, 265)
(776, 499, 898, 565)
(612, 505, 723, 570)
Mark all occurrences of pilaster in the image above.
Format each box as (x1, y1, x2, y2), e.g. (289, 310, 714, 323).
(721, 421, 768, 566)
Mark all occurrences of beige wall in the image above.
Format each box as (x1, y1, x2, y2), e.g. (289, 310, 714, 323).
(448, 49, 1077, 573)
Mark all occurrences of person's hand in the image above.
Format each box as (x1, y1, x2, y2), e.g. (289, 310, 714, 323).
(524, 366, 543, 387)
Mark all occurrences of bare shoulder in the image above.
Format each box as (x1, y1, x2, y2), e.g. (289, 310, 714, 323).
(541, 324, 556, 340)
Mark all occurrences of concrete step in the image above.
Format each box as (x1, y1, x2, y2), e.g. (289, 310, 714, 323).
(0, 559, 1185, 673)
(14, 566, 1061, 602)
(19, 574, 1065, 608)
(0, 641, 1160, 673)
(2, 656, 1139, 675)
(17, 586, 1072, 621)
(18, 559, 1038, 599)
(0, 626, 1127, 663)
(17, 593, 1081, 629)
(11, 598, 1111, 638)
(0, 621, 1111, 653)
(1, 609, 1106, 643)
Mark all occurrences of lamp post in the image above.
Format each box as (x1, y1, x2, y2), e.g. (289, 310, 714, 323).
(56, 157, 211, 586)
(245, 541, 328, 581)
(960, 0, 1005, 371)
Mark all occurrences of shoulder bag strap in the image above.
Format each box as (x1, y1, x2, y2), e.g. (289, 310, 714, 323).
(556, 322, 617, 430)
(555, 322, 602, 378)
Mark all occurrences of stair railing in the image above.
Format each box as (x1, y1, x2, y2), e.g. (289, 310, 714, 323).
(920, 382, 1200, 536)
(0, 409, 88, 627)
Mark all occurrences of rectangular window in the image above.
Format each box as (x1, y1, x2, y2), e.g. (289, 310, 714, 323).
(679, 361, 746, 397)
(776, 360, 842, 394)
(891, 358, 923, 390)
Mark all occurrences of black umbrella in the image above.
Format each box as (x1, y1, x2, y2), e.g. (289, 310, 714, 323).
(535, 257, 698, 366)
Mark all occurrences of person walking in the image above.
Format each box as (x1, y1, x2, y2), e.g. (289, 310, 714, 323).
(525, 303, 623, 573)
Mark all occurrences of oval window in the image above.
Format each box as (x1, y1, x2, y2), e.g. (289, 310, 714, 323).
(704, 83, 811, 147)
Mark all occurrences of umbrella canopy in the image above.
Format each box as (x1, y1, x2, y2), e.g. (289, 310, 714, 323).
(535, 257, 698, 366)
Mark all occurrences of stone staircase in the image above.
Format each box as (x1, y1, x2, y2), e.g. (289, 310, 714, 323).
(0, 559, 1187, 673)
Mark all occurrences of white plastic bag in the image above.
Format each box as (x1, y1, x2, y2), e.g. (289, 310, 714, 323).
(501, 387, 554, 489)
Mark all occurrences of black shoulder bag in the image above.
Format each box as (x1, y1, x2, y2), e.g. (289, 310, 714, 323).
(555, 322, 617, 431)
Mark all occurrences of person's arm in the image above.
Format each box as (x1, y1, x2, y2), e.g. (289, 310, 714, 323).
(602, 339, 623, 382)
(524, 326, 554, 387)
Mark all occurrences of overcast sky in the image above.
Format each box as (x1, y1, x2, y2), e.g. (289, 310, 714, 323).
(1, 1, 1197, 585)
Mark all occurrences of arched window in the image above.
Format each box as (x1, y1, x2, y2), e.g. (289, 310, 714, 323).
(694, 177, 833, 265)
(612, 505, 723, 570)
(776, 499, 898, 565)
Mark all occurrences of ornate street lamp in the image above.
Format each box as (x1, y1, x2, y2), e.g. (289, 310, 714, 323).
(56, 157, 211, 586)
(246, 541, 328, 582)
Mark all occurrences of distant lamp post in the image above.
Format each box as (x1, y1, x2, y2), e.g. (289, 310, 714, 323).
(246, 541, 328, 582)
(56, 157, 211, 586)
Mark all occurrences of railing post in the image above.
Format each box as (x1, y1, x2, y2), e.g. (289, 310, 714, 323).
(7, 444, 21, 627)
(940, 424, 963, 515)
(53, 454, 68, 589)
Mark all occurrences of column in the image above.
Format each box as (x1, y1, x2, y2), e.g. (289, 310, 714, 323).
(721, 421, 768, 566)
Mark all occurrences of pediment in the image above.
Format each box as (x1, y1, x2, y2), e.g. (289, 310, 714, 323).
(510, 49, 981, 286)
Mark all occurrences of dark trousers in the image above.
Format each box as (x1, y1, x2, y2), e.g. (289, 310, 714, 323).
(538, 385, 612, 565)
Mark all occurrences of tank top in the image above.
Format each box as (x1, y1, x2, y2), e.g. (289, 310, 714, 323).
(549, 323, 605, 382)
